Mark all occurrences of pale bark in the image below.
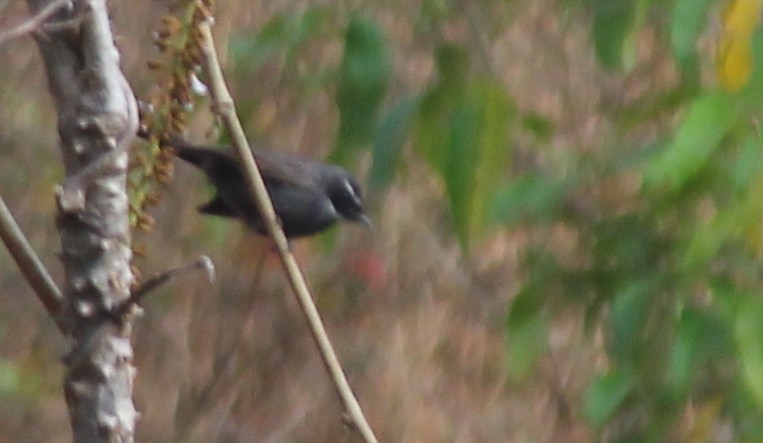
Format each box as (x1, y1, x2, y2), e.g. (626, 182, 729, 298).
(27, 0, 139, 440)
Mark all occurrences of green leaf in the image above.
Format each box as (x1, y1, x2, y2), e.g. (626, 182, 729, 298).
(683, 215, 731, 271)
(441, 83, 514, 247)
(709, 277, 743, 320)
(230, 15, 288, 75)
(414, 46, 513, 247)
(414, 44, 469, 169)
(228, 7, 331, 128)
(369, 95, 420, 191)
(668, 310, 702, 398)
(334, 16, 392, 164)
(609, 279, 656, 368)
(591, 0, 643, 71)
(469, 82, 515, 241)
(506, 285, 548, 380)
(230, 7, 330, 77)
(683, 172, 763, 269)
(737, 30, 763, 105)
(735, 297, 763, 408)
(0, 360, 20, 395)
(585, 370, 635, 426)
(491, 173, 570, 225)
(671, 0, 716, 62)
(521, 112, 554, 142)
(443, 102, 481, 244)
(668, 308, 728, 399)
(670, 0, 716, 88)
(643, 91, 737, 193)
(731, 133, 763, 192)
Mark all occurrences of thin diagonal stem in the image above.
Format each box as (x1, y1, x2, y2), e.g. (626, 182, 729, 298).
(195, 19, 379, 443)
(0, 192, 64, 332)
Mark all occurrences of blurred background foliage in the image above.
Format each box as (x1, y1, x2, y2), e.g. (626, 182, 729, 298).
(1, 0, 763, 441)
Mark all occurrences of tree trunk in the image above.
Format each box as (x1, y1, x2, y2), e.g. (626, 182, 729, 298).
(27, 0, 139, 440)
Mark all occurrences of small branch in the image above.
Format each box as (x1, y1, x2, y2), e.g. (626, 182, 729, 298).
(0, 0, 70, 45)
(39, 8, 86, 34)
(195, 20, 380, 443)
(0, 192, 65, 332)
(115, 255, 214, 317)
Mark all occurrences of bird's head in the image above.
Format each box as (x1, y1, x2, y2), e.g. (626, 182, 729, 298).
(324, 169, 370, 226)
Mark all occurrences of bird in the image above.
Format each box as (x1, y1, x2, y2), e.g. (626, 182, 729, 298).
(165, 137, 370, 238)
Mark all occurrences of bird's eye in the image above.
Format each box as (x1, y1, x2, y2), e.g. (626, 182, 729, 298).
(342, 178, 358, 199)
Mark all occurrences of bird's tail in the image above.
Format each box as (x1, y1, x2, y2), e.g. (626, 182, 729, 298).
(163, 136, 225, 172)
(173, 146, 214, 170)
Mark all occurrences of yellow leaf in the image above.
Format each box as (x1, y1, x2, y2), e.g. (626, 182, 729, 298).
(723, 0, 763, 36)
(718, 37, 753, 90)
(743, 174, 763, 256)
(686, 396, 724, 441)
(717, 0, 763, 90)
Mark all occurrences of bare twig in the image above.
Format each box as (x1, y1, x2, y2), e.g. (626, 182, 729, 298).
(0, 0, 70, 45)
(0, 193, 65, 331)
(195, 20, 380, 443)
(39, 9, 86, 34)
(115, 255, 214, 316)
(173, 254, 268, 442)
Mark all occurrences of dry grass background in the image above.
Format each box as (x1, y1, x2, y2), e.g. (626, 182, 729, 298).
(0, 0, 656, 441)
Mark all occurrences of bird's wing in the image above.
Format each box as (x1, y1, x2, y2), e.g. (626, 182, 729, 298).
(268, 184, 338, 237)
(172, 145, 239, 176)
(167, 136, 323, 189)
(253, 149, 323, 189)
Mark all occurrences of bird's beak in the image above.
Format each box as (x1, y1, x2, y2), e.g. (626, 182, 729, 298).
(356, 214, 372, 227)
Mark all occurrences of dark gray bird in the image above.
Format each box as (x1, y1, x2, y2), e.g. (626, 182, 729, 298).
(168, 138, 369, 238)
